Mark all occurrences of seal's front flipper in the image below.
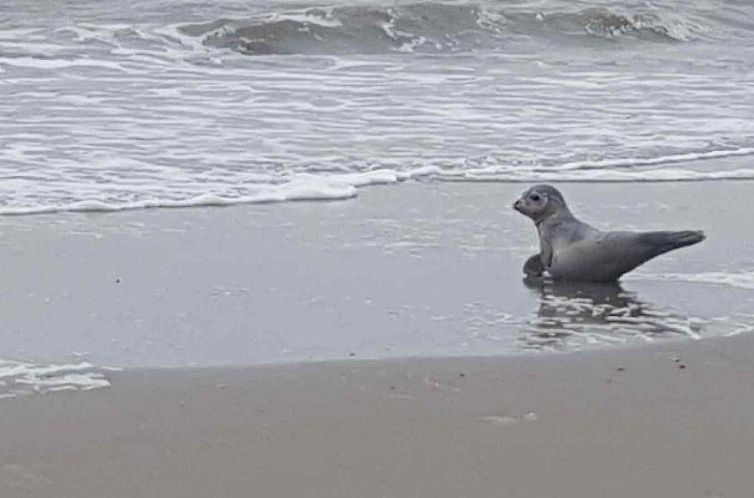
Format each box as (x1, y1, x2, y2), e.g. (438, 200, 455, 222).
(523, 254, 544, 278)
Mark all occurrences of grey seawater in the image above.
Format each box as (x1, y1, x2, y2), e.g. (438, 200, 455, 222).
(1, 0, 754, 396)
(1, 0, 754, 213)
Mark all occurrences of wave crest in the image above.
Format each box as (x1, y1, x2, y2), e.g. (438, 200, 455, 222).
(179, 3, 703, 56)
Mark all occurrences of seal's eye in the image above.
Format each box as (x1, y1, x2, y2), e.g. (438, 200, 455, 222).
(529, 193, 541, 202)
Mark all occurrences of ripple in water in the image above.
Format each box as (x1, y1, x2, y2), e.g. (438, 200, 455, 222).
(519, 280, 704, 351)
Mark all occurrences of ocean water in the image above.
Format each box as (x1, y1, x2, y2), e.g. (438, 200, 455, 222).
(1, 0, 754, 213)
(2, 0, 754, 397)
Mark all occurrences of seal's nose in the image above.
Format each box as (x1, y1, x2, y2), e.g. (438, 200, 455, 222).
(513, 199, 522, 211)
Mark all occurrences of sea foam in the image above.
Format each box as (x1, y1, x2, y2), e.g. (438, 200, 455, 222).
(2, 149, 754, 215)
(0, 359, 112, 399)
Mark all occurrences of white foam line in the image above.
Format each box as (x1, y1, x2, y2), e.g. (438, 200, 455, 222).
(266, 11, 343, 29)
(549, 147, 754, 171)
(0, 56, 130, 71)
(438, 167, 754, 183)
(630, 271, 754, 290)
(0, 183, 355, 215)
(1, 151, 753, 216)
(0, 169, 408, 215)
(0, 359, 113, 399)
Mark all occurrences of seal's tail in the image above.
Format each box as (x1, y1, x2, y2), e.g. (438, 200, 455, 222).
(640, 230, 706, 257)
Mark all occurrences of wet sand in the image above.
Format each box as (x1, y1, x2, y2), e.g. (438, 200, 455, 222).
(3, 333, 754, 497)
(1, 178, 752, 369)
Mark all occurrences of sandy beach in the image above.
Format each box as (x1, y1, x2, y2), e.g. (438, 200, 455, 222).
(1, 179, 754, 496)
(3, 333, 754, 497)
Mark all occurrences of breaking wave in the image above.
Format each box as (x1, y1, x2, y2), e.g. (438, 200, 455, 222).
(180, 3, 709, 56)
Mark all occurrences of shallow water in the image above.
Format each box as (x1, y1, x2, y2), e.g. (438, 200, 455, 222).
(1, 181, 754, 398)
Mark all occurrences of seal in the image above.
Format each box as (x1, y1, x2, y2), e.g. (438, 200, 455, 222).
(513, 184, 705, 282)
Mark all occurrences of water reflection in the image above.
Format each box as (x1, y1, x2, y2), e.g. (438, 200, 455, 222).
(520, 278, 703, 351)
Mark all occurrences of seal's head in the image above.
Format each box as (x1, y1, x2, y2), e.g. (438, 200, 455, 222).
(513, 184, 568, 223)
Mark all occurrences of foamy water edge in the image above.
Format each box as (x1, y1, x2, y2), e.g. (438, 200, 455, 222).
(2, 148, 753, 216)
(0, 359, 113, 399)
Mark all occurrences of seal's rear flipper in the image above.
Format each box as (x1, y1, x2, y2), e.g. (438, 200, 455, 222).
(639, 230, 706, 257)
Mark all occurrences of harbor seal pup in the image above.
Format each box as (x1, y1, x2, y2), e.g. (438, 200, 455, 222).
(513, 184, 705, 282)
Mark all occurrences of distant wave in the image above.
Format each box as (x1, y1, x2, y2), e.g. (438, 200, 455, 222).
(179, 3, 712, 56)
(2, 148, 753, 216)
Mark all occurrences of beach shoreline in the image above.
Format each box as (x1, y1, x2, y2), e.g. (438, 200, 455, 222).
(3, 332, 754, 497)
